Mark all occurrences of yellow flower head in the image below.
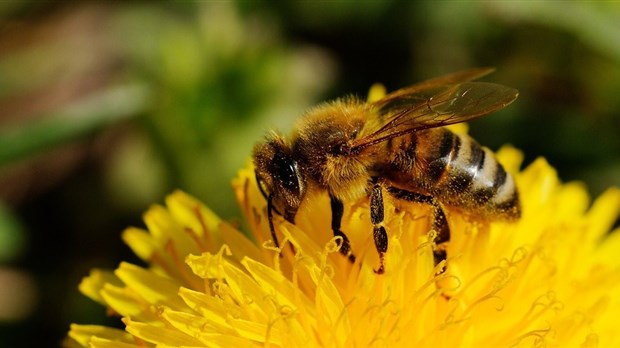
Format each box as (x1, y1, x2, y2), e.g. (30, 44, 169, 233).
(66, 86, 620, 347)
(67, 147, 620, 347)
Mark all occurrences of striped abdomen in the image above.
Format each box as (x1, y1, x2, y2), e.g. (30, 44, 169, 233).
(384, 128, 520, 219)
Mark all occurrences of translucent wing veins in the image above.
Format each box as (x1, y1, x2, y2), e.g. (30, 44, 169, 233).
(350, 71, 518, 152)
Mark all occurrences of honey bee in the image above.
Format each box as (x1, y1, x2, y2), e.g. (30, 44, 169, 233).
(253, 68, 520, 274)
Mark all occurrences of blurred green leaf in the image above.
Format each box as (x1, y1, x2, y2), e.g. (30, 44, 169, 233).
(108, 2, 335, 215)
(0, 201, 25, 262)
(0, 84, 150, 165)
(490, 1, 620, 61)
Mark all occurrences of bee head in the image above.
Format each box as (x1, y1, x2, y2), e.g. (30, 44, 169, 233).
(253, 134, 306, 223)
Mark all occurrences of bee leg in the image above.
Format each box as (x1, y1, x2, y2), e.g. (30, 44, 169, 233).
(370, 177, 388, 274)
(266, 194, 284, 252)
(386, 187, 450, 273)
(430, 203, 450, 273)
(329, 195, 356, 263)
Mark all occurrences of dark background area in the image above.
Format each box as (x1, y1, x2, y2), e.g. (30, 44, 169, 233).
(0, 2, 618, 346)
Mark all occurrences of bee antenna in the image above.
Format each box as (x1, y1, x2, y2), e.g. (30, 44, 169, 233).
(255, 169, 282, 216)
(255, 170, 269, 199)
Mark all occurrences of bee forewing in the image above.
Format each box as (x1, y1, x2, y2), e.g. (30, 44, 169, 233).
(428, 82, 519, 120)
(376, 67, 496, 104)
(352, 70, 518, 152)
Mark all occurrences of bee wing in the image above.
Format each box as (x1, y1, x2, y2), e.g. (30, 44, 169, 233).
(374, 67, 496, 106)
(351, 73, 518, 152)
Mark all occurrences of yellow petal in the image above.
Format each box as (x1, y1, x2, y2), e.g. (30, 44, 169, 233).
(123, 317, 203, 346)
(121, 227, 157, 263)
(78, 269, 122, 305)
(366, 83, 386, 103)
(167, 190, 222, 253)
(99, 283, 157, 321)
(114, 262, 187, 310)
(587, 187, 620, 242)
(88, 337, 142, 348)
(67, 324, 133, 347)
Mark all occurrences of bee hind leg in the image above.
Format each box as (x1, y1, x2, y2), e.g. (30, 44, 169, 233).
(386, 186, 450, 273)
(329, 195, 356, 263)
(370, 177, 388, 274)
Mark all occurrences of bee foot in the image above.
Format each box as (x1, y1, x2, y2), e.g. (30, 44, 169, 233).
(347, 253, 356, 263)
(374, 253, 385, 274)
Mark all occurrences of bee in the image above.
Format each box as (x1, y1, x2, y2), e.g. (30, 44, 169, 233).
(253, 68, 520, 274)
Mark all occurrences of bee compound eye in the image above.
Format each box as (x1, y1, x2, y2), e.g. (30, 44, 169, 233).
(272, 151, 300, 194)
(334, 143, 351, 155)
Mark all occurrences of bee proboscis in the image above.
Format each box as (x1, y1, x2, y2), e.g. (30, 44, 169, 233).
(253, 68, 520, 274)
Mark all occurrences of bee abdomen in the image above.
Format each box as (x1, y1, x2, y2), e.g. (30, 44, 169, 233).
(418, 129, 519, 219)
(444, 133, 520, 219)
(386, 128, 520, 219)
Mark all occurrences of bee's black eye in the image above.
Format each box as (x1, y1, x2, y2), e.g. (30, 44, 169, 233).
(272, 151, 300, 194)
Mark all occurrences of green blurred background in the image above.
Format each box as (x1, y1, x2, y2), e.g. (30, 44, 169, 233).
(0, 1, 618, 346)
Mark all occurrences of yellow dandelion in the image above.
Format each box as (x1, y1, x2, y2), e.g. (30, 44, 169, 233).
(66, 82, 620, 347)
(66, 147, 620, 347)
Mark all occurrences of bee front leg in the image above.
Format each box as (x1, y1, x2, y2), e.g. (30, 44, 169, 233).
(329, 195, 356, 263)
(370, 177, 388, 274)
(386, 186, 450, 273)
(266, 194, 280, 249)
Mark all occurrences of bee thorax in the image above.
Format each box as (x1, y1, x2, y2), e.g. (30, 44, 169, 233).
(323, 156, 370, 201)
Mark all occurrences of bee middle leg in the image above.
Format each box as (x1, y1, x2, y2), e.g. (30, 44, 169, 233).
(386, 186, 450, 272)
(370, 177, 388, 274)
(329, 195, 356, 263)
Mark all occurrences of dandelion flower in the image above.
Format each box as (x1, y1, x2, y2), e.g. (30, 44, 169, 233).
(66, 144, 620, 347)
(66, 86, 620, 347)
